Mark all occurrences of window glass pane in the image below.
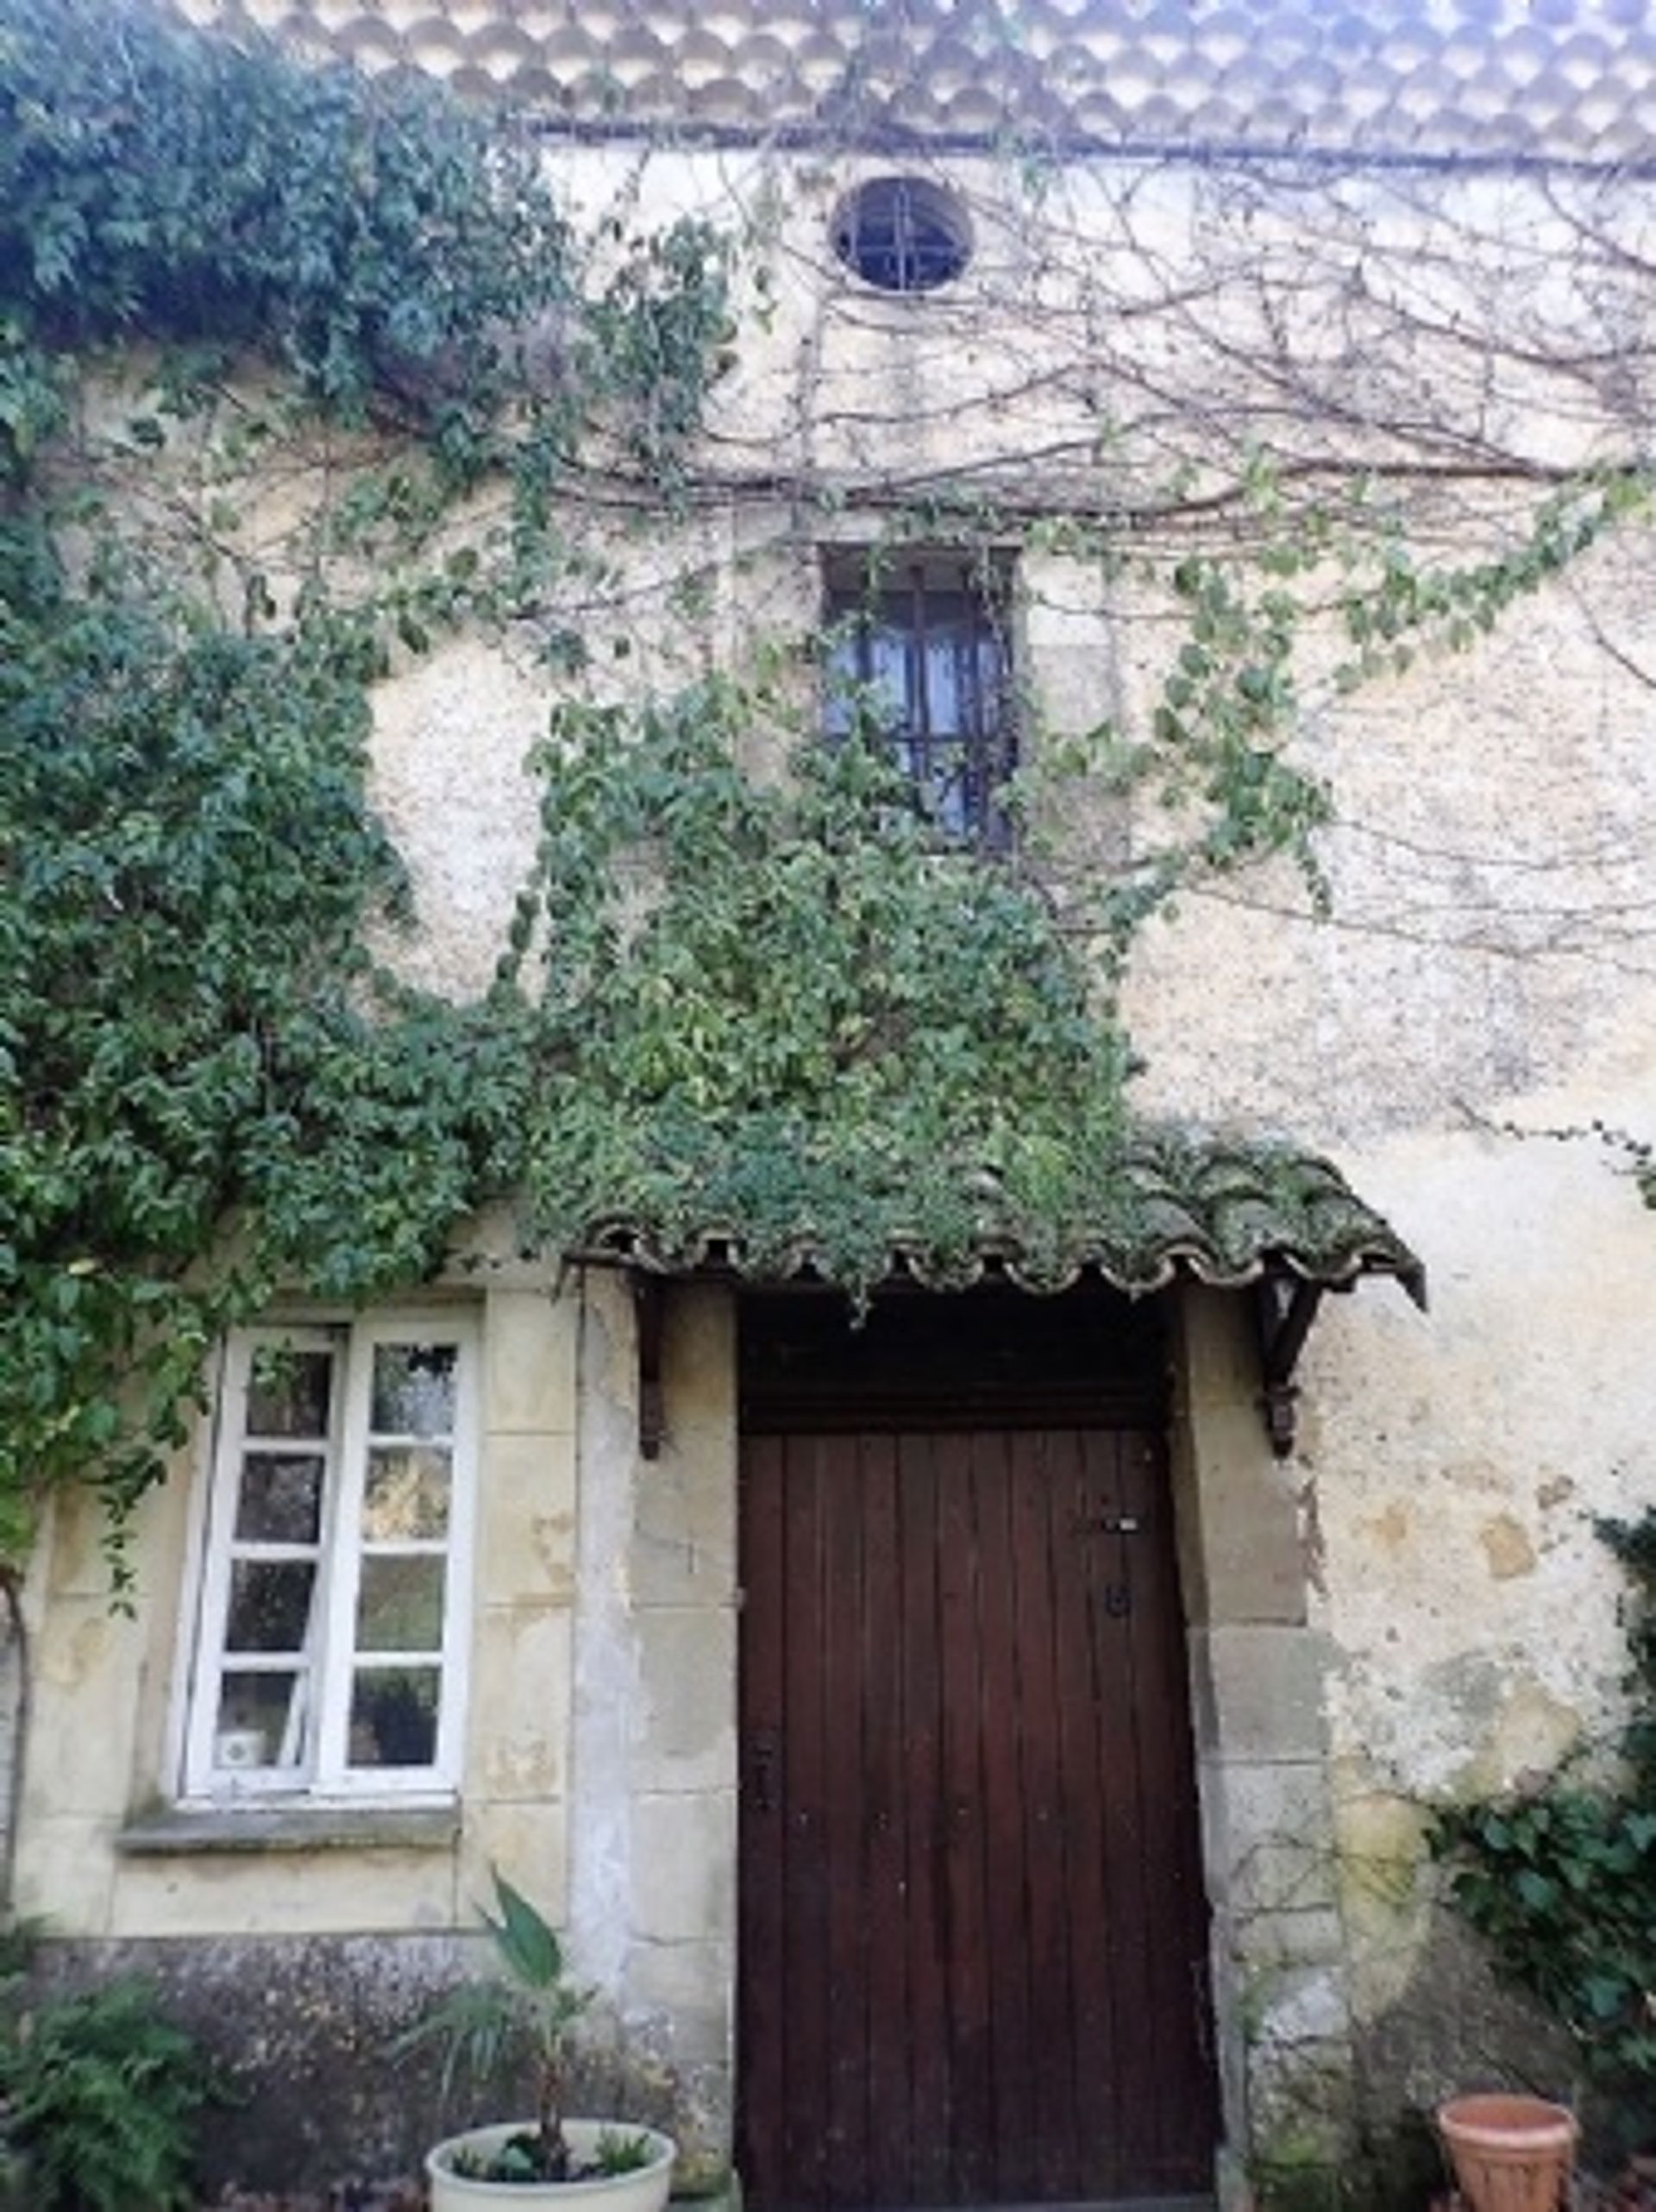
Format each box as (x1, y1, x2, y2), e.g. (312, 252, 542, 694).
(975, 633, 1004, 728)
(925, 633, 963, 734)
(235, 1452, 325, 1544)
(225, 1560, 317, 1653)
(246, 1348, 333, 1438)
(355, 1555, 445, 1651)
(214, 1670, 308, 1769)
(362, 1446, 452, 1541)
(822, 638, 856, 737)
(348, 1667, 440, 1768)
(370, 1343, 457, 1436)
(890, 726, 923, 787)
(930, 750, 970, 838)
(868, 629, 907, 723)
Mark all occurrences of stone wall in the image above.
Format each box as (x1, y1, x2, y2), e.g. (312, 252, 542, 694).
(24, 1931, 486, 2192)
(1171, 1292, 1358, 2203)
(9, 1266, 733, 2193)
(11, 130, 1656, 2199)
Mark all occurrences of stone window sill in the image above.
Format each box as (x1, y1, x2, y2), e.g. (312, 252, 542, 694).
(116, 1800, 461, 1856)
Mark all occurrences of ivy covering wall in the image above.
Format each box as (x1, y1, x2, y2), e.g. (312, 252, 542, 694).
(1, 0, 1650, 1597)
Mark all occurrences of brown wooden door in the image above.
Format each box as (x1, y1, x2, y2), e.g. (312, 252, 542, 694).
(737, 1412, 1217, 2211)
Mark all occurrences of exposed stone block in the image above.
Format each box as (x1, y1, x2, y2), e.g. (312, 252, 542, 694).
(1252, 1964, 1353, 2051)
(636, 1607, 737, 1793)
(630, 1789, 734, 1945)
(485, 1287, 578, 1435)
(109, 1838, 457, 1939)
(1192, 1625, 1333, 1763)
(1234, 1906, 1347, 1971)
(464, 1602, 574, 1800)
(1206, 1761, 1340, 1918)
(474, 1430, 578, 1606)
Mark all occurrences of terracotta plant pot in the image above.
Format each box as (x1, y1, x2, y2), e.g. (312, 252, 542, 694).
(1436, 2093, 1578, 2212)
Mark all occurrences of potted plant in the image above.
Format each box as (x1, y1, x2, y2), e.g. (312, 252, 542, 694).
(1435, 2093, 1577, 2212)
(401, 1870, 676, 2210)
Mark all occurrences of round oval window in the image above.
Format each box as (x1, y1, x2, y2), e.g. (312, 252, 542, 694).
(831, 176, 972, 294)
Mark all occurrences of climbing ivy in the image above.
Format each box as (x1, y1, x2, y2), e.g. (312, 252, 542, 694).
(0, 0, 733, 491)
(1432, 1516, 1656, 2123)
(0, 541, 532, 1580)
(0, 0, 738, 1577)
(0, 0, 561, 465)
(1, 0, 1646, 1588)
(503, 682, 1133, 1291)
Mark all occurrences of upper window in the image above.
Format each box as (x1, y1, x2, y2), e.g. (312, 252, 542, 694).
(181, 1317, 478, 1801)
(831, 176, 972, 293)
(823, 553, 1016, 851)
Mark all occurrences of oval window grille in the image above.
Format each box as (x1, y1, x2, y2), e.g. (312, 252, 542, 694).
(831, 176, 972, 293)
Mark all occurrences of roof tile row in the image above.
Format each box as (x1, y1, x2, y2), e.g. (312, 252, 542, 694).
(181, 0, 1656, 166)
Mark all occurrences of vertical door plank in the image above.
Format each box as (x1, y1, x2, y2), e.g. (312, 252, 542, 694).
(898, 1433, 951, 2207)
(971, 1430, 1038, 2203)
(781, 1438, 831, 2209)
(860, 1434, 913, 2205)
(1009, 1429, 1088, 2200)
(1078, 1426, 1160, 2179)
(1118, 1428, 1217, 2188)
(937, 1432, 993, 2204)
(1110, 1427, 1171, 2175)
(822, 1433, 871, 2204)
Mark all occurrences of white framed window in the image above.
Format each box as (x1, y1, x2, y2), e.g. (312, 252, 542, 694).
(180, 1315, 479, 1801)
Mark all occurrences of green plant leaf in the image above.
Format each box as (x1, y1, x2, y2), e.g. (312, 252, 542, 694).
(482, 1867, 564, 1990)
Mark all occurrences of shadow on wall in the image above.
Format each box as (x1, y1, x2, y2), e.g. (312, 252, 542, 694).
(1348, 1911, 1577, 2206)
(15, 1932, 676, 2201)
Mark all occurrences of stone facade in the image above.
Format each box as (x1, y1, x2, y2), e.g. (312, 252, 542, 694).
(11, 52, 1656, 2209)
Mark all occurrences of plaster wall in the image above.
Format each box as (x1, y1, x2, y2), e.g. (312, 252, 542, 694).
(17, 133, 1656, 2192)
(638, 144, 1656, 1724)
(1116, 531, 1656, 1810)
(543, 142, 1656, 2161)
(694, 148, 1653, 483)
(9, 1267, 733, 2182)
(14, 1281, 578, 1939)
(363, 351, 1656, 1878)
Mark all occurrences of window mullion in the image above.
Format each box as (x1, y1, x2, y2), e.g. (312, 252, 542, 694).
(316, 1325, 373, 1788)
(433, 1332, 479, 1782)
(910, 569, 933, 802)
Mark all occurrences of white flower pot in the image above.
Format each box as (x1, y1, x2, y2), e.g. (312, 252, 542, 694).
(427, 2118, 676, 2212)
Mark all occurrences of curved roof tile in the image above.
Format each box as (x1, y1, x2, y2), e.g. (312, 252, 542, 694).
(177, 0, 1656, 167)
(574, 1129, 1428, 1305)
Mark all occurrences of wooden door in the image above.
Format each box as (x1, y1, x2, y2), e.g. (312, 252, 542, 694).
(737, 1298, 1217, 2212)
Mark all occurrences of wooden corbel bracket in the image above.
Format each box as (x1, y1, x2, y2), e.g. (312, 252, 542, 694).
(1254, 1275, 1325, 1458)
(632, 1270, 665, 1461)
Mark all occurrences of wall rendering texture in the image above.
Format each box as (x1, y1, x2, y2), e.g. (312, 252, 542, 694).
(11, 128, 1656, 2196)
